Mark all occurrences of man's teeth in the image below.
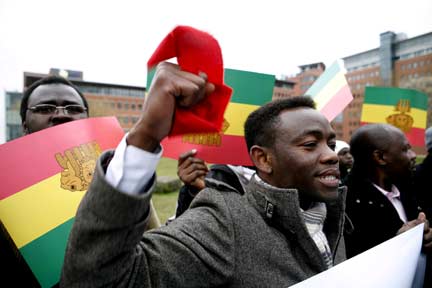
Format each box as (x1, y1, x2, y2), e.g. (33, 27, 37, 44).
(321, 175, 337, 180)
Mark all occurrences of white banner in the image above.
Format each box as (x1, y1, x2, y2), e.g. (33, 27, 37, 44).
(292, 224, 425, 288)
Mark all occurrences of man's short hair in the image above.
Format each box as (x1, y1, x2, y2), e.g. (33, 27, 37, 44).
(244, 96, 316, 151)
(20, 75, 89, 123)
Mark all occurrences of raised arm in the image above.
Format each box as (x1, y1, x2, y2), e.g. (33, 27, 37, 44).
(60, 63, 239, 288)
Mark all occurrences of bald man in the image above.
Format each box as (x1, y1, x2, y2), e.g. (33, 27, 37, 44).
(345, 123, 432, 258)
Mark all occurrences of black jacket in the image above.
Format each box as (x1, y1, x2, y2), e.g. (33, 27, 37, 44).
(413, 153, 432, 223)
(345, 174, 421, 258)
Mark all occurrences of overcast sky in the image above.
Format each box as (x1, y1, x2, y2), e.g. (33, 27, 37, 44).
(1, 0, 432, 92)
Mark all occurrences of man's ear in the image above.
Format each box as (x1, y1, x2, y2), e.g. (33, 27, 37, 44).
(372, 149, 386, 166)
(250, 145, 273, 175)
(22, 121, 29, 135)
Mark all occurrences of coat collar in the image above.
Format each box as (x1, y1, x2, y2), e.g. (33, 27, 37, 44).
(245, 175, 347, 271)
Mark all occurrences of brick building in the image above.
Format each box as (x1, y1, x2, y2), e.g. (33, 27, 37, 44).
(272, 79, 296, 100)
(272, 32, 432, 152)
(340, 31, 432, 151)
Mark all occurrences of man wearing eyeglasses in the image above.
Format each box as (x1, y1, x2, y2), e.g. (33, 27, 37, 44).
(2, 75, 160, 286)
(0, 75, 89, 286)
(19, 75, 159, 228)
(20, 75, 89, 134)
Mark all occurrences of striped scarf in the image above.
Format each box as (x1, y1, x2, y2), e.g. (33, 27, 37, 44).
(300, 202, 333, 269)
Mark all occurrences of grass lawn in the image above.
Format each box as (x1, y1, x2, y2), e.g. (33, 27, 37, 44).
(154, 157, 181, 224)
(416, 155, 425, 164)
(156, 157, 178, 177)
(152, 191, 179, 224)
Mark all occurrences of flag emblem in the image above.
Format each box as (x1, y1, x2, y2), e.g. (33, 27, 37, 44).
(55, 142, 102, 192)
(182, 119, 230, 146)
(386, 99, 414, 133)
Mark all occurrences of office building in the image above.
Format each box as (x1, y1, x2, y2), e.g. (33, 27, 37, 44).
(340, 31, 432, 152)
(5, 91, 23, 141)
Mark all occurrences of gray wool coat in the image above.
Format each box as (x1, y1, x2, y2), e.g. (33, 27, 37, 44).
(61, 151, 347, 287)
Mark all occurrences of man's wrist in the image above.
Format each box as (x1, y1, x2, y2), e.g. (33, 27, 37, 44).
(126, 126, 161, 153)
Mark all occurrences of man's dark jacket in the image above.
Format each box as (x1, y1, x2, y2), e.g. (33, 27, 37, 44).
(345, 174, 421, 258)
(413, 153, 432, 222)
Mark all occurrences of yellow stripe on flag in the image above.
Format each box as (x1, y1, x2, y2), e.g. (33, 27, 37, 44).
(223, 102, 260, 136)
(0, 173, 85, 248)
(314, 72, 347, 110)
(361, 104, 427, 129)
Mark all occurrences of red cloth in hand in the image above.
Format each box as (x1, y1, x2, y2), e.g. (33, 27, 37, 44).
(147, 25, 232, 136)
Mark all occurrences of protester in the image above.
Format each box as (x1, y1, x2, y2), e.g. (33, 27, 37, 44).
(174, 149, 255, 218)
(345, 123, 432, 259)
(0, 75, 90, 286)
(20, 76, 160, 228)
(335, 140, 353, 185)
(1, 75, 161, 286)
(61, 62, 347, 287)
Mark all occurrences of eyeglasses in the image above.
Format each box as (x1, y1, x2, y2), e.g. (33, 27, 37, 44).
(27, 104, 87, 115)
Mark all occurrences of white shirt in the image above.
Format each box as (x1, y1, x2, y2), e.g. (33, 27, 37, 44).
(373, 183, 408, 223)
(105, 134, 162, 195)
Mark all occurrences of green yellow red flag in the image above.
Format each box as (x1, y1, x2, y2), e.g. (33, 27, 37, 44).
(0, 117, 124, 287)
(361, 87, 428, 147)
(148, 68, 275, 165)
(304, 60, 353, 121)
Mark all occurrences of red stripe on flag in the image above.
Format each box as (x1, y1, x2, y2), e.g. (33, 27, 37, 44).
(360, 122, 425, 147)
(161, 134, 252, 166)
(0, 117, 124, 200)
(320, 85, 352, 121)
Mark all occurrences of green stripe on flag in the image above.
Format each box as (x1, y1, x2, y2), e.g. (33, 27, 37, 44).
(365, 87, 428, 110)
(20, 218, 75, 288)
(146, 68, 156, 89)
(146, 68, 275, 105)
(224, 69, 274, 105)
(305, 61, 342, 97)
